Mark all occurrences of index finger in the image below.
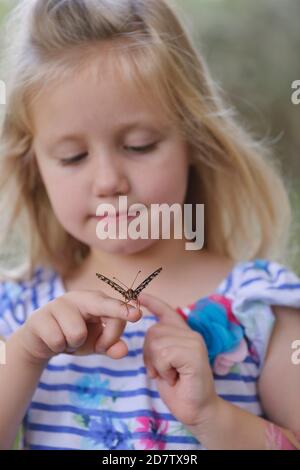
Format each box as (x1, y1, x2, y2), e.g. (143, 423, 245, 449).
(138, 292, 186, 326)
(64, 290, 142, 322)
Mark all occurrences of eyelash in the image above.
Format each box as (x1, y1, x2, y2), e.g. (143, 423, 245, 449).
(60, 143, 157, 166)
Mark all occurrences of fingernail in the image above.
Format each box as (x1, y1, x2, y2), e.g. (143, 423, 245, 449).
(125, 305, 137, 317)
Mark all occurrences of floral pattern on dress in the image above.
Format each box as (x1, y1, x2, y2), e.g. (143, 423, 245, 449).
(177, 294, 252, 375)
(81, 415, 134, 450)
(134, 408, 169, 450)
(69, 374, 110, 408)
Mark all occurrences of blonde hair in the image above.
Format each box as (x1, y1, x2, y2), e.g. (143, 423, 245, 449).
(0, 0, 292, 281)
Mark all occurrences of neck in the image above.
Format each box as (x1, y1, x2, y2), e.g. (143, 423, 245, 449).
(86, 238, 205, 278)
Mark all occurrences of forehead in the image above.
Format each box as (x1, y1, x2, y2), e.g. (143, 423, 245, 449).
(29, 45, 173, 141)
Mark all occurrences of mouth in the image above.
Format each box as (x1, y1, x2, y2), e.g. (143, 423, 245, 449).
(93, 212, 137, 221)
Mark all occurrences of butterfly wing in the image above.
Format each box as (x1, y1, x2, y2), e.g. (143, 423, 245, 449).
(134, 267, 162, 296)
(96, 273, 127, 297)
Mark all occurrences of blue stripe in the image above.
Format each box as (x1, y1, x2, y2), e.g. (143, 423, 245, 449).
(142, 315, 157, 321)
(47, 356, 258, 382)
(30, 402, 177, 421)
(213, 372, 256, 382)
(38, 382, 257, 401)
(37, 382, 259, 403)
(49, 272, 57, 301)
(220, 394, 259, 403)
(28, 444, 78, 450)
(11, 299, 27, 325)
(38, 382, 160, 398)
(27, 422, 199, 444)
(244, 355, 260, 366)
(30, 401, 177, 421)
(31, 269, 41, 310)
(272, 267, 288, 284)
(2, 267, 44, 325)
(267, 283, 300, 290)
(123, 331, 145, 338)
(240, 275, 300, 291)
(127, 348, 143, 357)
(47, 363, 148, 376)
(240, 276, 265, 288)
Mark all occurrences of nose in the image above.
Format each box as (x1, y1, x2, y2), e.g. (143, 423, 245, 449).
(91, 152, 129, 197)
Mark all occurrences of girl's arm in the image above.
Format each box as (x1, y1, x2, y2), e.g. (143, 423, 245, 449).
(191, 395, 300, 450)
(189, 306, 300, 449)
(0, 330, 46, 449)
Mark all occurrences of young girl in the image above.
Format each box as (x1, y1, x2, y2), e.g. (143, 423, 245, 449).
(0, 0, 299, 451)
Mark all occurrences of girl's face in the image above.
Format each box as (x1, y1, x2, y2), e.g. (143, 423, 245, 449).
(31, 53, 190, 256)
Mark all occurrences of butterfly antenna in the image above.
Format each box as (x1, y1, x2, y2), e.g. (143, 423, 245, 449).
(112, 277, 129, 290)
(130, 270, 142, 289)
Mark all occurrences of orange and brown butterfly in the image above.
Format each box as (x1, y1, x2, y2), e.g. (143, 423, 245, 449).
(96, 267, 163, 315)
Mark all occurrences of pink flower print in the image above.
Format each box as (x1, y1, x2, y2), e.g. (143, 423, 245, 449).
(213, 338, 248, 375)
(135, 411, 169, 450)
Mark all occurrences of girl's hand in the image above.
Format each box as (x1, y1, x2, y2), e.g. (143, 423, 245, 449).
(14, 290, 141, 365)
(139, 292, 218, 429)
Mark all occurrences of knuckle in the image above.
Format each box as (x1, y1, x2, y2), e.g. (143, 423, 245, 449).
(160, 346, 171, 359)
(68, 331, 87, 346)
(50, 336, 66, 353)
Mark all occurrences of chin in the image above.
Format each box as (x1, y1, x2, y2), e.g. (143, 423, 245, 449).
(94, 238, 157, 255)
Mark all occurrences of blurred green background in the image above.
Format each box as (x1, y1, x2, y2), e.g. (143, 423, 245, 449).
(0, 0, 299, 272)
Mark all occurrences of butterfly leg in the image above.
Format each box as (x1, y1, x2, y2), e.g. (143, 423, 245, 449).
(122, 300, 131, 318)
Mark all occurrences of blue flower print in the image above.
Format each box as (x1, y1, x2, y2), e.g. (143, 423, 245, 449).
(187, 297, 244, 364)
(69, 374, 109, 408)
(82, 415, 133, 450)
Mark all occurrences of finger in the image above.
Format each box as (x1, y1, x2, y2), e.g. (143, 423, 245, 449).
(147, 347, 178, 385)
(144, 335, 196, 384)
(50, 304, 88, 350)
(145, 324, 193, 340)
(138, 292, 186, 327)
(150, 345, 197, 383)
(63, 291, 142, 322)
(144, 358, 159, 379)
(30, 311, 67, 355)
(94, 317, 126, 353)
(106, 340, 128, 359)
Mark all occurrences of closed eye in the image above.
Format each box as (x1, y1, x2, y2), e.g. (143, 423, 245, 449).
(125, 143, 157, 154)
(59, 143, 157, 165)
(60, 153, 88, 166)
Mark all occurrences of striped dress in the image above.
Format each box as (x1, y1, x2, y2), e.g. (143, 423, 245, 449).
(0, 259, 300, 450)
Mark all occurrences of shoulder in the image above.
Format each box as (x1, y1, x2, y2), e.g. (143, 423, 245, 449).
(225, 258, 300, 310)
(0, 265, 59, 337)
(226, 259, 300, 363)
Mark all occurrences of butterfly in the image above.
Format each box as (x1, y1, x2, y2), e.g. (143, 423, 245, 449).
(96, 267, 162, 315)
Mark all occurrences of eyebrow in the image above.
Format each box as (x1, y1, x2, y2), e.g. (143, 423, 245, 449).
(47, 121, 170, 152)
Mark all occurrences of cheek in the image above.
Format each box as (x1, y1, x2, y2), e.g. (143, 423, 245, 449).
(138, 158, 189, 206)
(38, 164, 87, 222)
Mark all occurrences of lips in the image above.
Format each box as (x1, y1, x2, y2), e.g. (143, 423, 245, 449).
(94, 202, 147, 220)
(95, 212, 127, 218)
(94, 212, 136, 220)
